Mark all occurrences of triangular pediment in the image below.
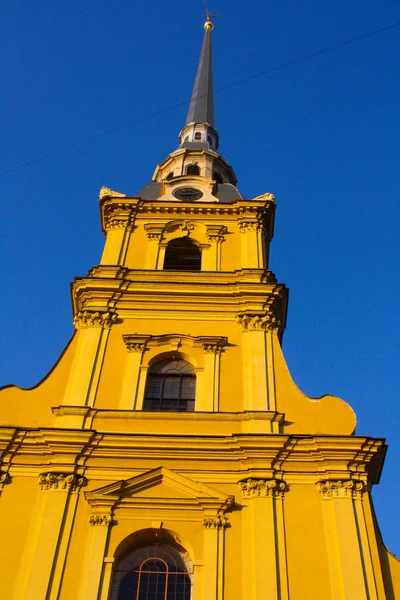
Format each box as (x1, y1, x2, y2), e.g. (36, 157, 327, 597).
(85, 467, 234, 512)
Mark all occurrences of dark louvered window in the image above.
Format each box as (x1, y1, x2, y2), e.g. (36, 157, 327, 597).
(143, 359, 196, 412)
(163, 238, 201, 271)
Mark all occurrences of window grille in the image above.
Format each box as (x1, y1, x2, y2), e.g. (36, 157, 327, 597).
(111, 543, 192, 600)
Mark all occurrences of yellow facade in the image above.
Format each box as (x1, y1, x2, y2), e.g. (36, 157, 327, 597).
(1, 18, 399, 600)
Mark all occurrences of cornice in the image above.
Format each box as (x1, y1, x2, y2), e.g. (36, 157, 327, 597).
(2, 428, 386, 486)
(70, 273, 287, 322)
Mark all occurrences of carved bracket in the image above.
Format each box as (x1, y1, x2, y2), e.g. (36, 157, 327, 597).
(239, 478, 287, 499)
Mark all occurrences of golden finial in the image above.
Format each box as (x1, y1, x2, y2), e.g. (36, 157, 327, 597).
(203, 1, 217, 30)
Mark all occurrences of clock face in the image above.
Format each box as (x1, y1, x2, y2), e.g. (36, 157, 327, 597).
(173, 187, 203, 201)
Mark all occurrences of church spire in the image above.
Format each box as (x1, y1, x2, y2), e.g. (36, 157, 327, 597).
(185, 14, 215, 128)
(179, 13, 219, 150)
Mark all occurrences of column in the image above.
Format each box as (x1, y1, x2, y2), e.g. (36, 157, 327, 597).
(318, 479, 379, 600)
(79, 508, 114, 600)
(239, 479, 289, 600)
(61, 311, 117, 416)
(203, 515, 228, 600)
(14, 473, 84, 600)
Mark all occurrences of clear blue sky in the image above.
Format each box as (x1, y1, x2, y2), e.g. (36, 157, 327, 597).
(1, 1, 399, 554)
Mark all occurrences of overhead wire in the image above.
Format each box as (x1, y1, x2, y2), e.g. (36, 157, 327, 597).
(1, 20, 399, 178)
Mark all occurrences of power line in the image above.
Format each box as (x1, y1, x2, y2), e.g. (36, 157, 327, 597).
(1, 20, 399, 178)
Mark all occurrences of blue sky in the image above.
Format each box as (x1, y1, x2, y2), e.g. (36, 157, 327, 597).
(1, 1, 399, 554)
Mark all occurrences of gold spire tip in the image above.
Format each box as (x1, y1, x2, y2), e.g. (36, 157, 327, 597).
(203, 1, 216, 30)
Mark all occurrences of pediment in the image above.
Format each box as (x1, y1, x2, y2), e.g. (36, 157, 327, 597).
(85, 467, 233, 512)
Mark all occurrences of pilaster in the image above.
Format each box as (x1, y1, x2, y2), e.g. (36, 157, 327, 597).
(239, 478, 289, 600)
(120, 336, 151, 409)
(60, 310, 117, 424)
(79, 505, 115, 600)
(237, 313, 282, 411)
(202, 515, 228, 600)
(13, 473, 85, 600)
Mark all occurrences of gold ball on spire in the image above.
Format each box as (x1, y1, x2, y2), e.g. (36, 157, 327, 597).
(204, 19, 214, 30)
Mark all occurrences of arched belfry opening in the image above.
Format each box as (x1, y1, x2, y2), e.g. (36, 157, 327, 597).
(186, 164, 200, 176)
(163, 237, 201, 271)
(110, 529, 193, 600)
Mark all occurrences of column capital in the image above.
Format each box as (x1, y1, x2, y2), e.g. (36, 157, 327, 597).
(39, 473, 86, 492)
(89, 514, 113, 526)
(317, 479, 367, 499)
(239, 478, 287, 499)
(236, 313, 281, 333)
(73, 310, 118, 329)
(203, 515, 229, 529)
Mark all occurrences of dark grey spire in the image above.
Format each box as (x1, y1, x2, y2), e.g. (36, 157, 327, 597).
(185, 19, 215, 128)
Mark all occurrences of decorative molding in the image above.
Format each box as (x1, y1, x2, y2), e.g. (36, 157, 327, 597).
(99, 186, 127, 200)
(239, 478, 287, 499)
(144, 223, 165, 241)
(39, 473, 86, 492)
(89, 514, 113, 526)
(105, 216, 134, 231)
(122, 334, 228, 354)
(203, 516, 228, 529)
(123, 335, 152, 352)
(317, 479, 367, 499)
(73, 310, 118, 329)
(253, 192, 276, 202)
(236, 313, 281, 333)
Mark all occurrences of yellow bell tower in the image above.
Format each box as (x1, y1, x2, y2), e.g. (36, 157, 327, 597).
(0, 16, 399, 600)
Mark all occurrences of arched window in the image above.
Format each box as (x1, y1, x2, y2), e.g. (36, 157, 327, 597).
(186, 164, 200, 176)
(111, 543, 192, 600)
(163, 237, 201, 271)
(194, 132, 202, 140)
(143, 358, 196, 411)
